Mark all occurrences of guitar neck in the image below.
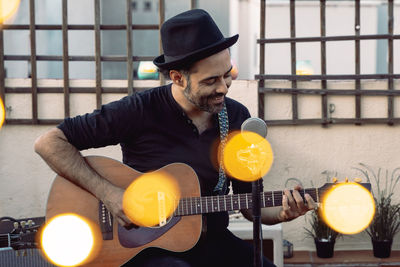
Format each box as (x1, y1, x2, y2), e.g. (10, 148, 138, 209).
(174, 188, 319, 216)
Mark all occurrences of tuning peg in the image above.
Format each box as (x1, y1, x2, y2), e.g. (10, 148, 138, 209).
(345, 177, 349, 182)
(13, 222, 19, 229)
(27, 220, 34, 227)
(20, 221, 26, 229)
(354, 178, 362, 183)
(332, 177, 338, 183)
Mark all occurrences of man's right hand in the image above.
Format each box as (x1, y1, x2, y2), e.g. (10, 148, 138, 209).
(101, 185, 133, 227)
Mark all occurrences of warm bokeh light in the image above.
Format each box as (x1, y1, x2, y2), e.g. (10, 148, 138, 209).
(0, 0, 21, 23)
(0, 97, 5, 129)
(123, 171, 181, 227)
(41, 214, 101, 267)
(223, 131, 273, 182)
(321, 182, 375, 235)
(230, 59, 238, 80)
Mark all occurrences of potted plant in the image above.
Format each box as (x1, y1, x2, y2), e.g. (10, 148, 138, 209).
(304, 208, 340, 258)
(354, 164, 400, 258)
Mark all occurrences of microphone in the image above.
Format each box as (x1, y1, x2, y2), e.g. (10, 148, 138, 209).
(241, 117, 267, 267)
(241, 117, 267, 138)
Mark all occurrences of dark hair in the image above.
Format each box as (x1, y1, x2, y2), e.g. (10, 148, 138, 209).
(157, 61, 195, 80)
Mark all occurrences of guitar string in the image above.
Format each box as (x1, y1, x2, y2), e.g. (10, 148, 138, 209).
(173, 183, 370, 216)
(173, 189, 320, 215)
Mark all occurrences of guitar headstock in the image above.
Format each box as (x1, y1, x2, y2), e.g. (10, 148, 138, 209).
(315, 178, 375, 235)
(317, 178, 372, 199)
(1, 219, 40, 250)
(9, 231, 38, 250)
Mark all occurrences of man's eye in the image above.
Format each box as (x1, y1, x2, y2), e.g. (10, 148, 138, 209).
(205, 79, 217, 85)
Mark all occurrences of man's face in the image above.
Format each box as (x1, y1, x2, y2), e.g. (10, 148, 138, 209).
(182, 49, 232, 114)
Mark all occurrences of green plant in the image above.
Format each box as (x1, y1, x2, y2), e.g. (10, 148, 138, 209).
(304, 209, 339, 241)
(353, 164, 400, 241)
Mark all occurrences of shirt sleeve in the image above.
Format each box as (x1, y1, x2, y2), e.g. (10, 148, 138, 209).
(57, 94, 144, 150)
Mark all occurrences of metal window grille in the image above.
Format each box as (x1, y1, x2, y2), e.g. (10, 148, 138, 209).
(257, 0, 399, 126)
(0, 0, 199, 125)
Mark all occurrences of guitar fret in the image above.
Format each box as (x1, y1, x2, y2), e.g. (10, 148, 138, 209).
(213, 196, 216, 211)
(316, 188, 319, 203)
(272, 192, 275, 207)
(200, 198, 202, 213)
(265, 192, 272, 207)
(190, 198, 193, 215)
(217, 196, 220, 211)
(224, 195, 227, 211)
(246, 194, 249, 209)
(262, 192, 266, 208)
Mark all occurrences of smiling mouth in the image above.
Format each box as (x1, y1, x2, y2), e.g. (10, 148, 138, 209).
(211, 94, 225, 104)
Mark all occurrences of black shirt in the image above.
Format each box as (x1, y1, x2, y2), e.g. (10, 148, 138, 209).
(58, 83, 252, 232)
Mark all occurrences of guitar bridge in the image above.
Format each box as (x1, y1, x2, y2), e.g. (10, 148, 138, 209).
(158, 192, 167, 227)
(99, 201, 113, 240)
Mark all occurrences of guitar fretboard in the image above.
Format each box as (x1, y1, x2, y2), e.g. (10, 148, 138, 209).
(174, 188, 319, 216)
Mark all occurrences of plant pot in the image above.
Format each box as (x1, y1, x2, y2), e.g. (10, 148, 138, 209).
(314, 239, 335, 258)
(372, 239, 392, 258)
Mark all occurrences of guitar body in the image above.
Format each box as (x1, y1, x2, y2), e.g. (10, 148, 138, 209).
(46, 156, 202, 267)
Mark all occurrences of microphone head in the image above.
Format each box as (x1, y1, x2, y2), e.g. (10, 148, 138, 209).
(241, 117, 267, 138)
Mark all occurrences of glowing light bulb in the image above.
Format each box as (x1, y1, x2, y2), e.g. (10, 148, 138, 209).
(123, 171, 181, 227)
(0, 97, 5, 129)
(41, 214, 100, 266)
(321, 182, 375, 235)
(223, 131, 273, 182)
(0, 0, 21, 23)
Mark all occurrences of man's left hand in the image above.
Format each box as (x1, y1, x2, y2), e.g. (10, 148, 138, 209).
(278, 185, 316, 222)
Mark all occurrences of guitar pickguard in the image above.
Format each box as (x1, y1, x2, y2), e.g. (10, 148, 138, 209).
(118, 216, 181, 248)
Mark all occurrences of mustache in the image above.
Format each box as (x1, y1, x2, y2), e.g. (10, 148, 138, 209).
(208, 93, 225, 99)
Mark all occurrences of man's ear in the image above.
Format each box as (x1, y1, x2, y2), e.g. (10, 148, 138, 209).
(169, 70, 185, 87)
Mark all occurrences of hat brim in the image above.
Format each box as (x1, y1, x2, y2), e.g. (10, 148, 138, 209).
(153, 34, 238, 69)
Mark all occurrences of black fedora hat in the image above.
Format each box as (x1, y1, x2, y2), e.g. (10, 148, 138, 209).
(153, 9, 238, 69)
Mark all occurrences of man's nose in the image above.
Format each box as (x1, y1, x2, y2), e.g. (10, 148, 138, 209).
(216, 77, 229, 94)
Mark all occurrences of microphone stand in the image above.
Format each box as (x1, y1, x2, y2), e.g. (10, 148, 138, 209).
(252, 177, 263, 267)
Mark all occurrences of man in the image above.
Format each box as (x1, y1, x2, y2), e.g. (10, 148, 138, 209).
(35, 9, 315, 266)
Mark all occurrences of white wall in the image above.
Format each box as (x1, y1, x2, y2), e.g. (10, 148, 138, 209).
(1, 79, 400, 252)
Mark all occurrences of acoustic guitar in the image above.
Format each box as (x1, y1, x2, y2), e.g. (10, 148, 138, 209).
(46, 156, 371, 266)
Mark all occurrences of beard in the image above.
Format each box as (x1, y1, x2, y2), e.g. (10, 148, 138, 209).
(183, 78, 225, 114)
